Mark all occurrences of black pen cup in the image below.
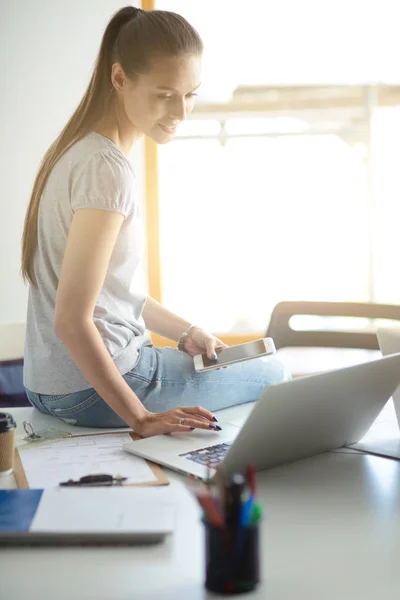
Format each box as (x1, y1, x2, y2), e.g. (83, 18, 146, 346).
(203, 518, 260, 595)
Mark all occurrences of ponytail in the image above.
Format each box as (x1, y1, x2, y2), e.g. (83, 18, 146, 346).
(21, 6, 140, 285)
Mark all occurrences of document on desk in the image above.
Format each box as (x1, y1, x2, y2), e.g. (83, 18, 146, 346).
(18, 433, 157, 488)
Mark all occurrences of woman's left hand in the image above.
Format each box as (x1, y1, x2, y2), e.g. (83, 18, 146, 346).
(182, 326, 228, 359)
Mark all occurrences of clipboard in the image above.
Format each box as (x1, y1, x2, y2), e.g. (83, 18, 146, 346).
(14, 431, 169, 489)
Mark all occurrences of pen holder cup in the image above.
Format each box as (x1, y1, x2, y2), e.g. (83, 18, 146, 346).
(203, 518, 260, 595)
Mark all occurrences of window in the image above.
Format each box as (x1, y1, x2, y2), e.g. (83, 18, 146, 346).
(159, 125, 373, 333)
(151, 1, 400, 338)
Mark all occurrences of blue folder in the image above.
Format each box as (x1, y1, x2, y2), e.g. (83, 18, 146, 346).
(0, 489, 43, 532)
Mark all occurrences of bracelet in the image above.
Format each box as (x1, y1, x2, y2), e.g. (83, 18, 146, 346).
(177, 325, 195, 352)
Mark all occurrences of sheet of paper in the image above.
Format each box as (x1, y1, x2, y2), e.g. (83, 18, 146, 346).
(30, 487, 174, 533)
(19, 433, 157, 488)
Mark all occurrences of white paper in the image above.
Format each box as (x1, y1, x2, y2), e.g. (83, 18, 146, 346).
(30, 487, 174, 533)
(19, 433, 157, 488)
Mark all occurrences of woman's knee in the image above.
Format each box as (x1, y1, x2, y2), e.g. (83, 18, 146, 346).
(233, 356, 290, 387)
(261, 357, 291, 383)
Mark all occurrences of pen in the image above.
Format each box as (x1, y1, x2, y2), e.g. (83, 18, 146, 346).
(242, 464, 256, 526)
(225, 473, 245, 540)
(59, 474, 127, 487)
(232, 475, 261, 573)
(249, 502, 262, 525)
(195, 489, 224, 528)
(240, 495, 254, 528)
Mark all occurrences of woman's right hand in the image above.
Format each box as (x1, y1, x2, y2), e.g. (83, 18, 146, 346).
(133, 405, 220, 438)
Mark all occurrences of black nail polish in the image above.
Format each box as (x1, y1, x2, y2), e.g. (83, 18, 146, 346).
(209, 424, 216, 429)
(212, 416, 218, 422)
(215, 425, 222, 431)
(190, 427, 195, 430)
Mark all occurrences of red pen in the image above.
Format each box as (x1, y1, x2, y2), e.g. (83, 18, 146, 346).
(196, 490, 224, 528)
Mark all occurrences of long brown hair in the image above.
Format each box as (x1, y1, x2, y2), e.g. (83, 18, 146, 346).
(21, 6, 203, 285)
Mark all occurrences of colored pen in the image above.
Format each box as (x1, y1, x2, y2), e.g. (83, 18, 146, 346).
(250, 502, 263, 525)
(195, 489, 224, 528)
(240, 494, 254, 528)
(241, 464, 257, 526)
(230, 470, 258, 574)
(225, 473, 245, 539)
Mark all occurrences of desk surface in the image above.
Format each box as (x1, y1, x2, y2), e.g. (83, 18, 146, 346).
(1, 404, 400, 600)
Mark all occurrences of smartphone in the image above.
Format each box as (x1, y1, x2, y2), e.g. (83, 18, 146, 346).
(193, 338, 276, 373)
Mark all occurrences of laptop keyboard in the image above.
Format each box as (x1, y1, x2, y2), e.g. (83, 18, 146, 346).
(179, 441, 233, 466)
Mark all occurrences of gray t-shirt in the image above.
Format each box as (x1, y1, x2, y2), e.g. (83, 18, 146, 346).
(24, 132, 149, 394)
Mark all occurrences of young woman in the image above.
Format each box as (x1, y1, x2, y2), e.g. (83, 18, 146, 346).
(21, 6, 288, 438)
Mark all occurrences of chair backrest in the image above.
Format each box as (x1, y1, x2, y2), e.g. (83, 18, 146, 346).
(0, 323, 28, 407)
(266, 301, 400, 350)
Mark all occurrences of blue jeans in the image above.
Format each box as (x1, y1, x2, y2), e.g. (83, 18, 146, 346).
(25, 346, 290, 428)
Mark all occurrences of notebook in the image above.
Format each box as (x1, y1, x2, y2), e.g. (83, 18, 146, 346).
(0, 487, 174, 545)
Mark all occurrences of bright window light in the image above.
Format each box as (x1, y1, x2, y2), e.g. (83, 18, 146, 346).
(177, 120, 221, 137)
(224, 118, 310, 135)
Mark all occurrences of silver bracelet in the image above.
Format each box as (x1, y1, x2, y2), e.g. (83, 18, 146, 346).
(177, 325, 195, 352)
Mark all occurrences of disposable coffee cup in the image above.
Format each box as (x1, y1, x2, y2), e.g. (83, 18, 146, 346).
(0, 412, 16, 476)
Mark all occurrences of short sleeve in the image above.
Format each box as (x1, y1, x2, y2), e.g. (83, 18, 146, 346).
(71, 151, 134, 217)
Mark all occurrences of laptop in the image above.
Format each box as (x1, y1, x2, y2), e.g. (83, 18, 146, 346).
(123, 352, 400, 479)
(377, 328, 400, 427)
(350, 328, 400, 458)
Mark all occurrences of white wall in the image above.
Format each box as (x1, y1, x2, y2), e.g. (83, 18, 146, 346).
(0, 0, 142, 325)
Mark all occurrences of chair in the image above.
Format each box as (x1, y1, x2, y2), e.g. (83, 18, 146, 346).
(0, 323, 30, 407)
(266, 301, 400, 376)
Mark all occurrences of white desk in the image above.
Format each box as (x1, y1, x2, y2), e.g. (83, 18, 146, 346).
(1, 404, 400, 600)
